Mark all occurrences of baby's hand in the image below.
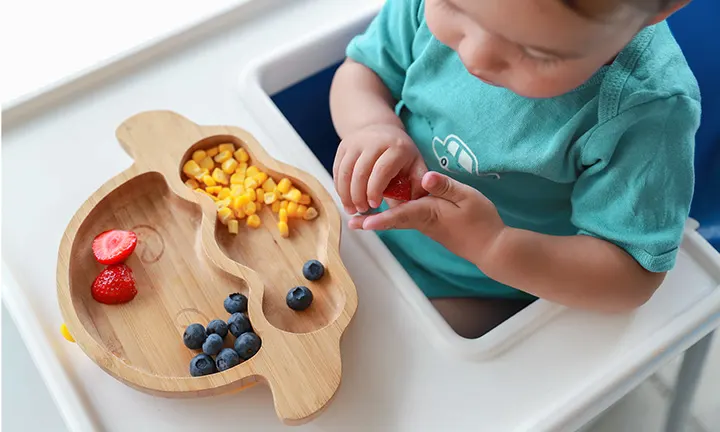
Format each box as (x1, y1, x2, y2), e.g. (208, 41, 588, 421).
(349, 172, 506, 266)
(333, 124, 428, 214)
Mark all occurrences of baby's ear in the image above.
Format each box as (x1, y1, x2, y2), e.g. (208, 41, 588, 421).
(646, 0, 689, 26)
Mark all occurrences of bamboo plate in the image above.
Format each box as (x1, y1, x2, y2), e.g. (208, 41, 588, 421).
(56, 110, 358, 424)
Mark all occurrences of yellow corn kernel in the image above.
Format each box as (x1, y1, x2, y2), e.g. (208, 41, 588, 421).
(299, 194, 312, 205)
(218, 188, 232, 200)
(280, 200, 289, 210)
(60, 323, 75, 343)
(192, 150, 207, 163)
(296, 204, 308, 219)
(199, 156, 215, 172)
(212, 168, 229, 185)
(206, 147, 219, 157)
(202, 174, 217, 187)
(271, 200, 281, 213)
(255, 188, 264, 202)
(185, 178, 199, 189)
(206, 186, 222, 195)
(219, 143, 235, 153)
(283, 187, 302, 203)
(214, 150, 232, 163)
(279, 208, 288, 223)
(244, 189, 256, 202)
(244, 177, 258, 190)
(230, 172, 245, 185)
(222, 158, 238, 174)
(234, 207, 246, 219)
(246, 166, 260, 177)
(228, 219, 239, 234)
(230, 184, 245, 196)
(235, 194, 252, 206)
(216, 198, 232, 210)
(243, 201, 257, 216)
(246, 214, 261, 228)
(303, 207, 319, 221)
(218, 207, 234, 225)
(287, 201, 298, 218)
(183, 160, 203, 177)
(254, 172, 268, 185)
(235, 163, 248, 175)
(277, 178, 292, 194)
(278, 221, 289, 238)
(256, 201, 264, 211)
(262, 177, 277, 193)
(264, 192, 277, 205)
(234, 148, 249, 163)
(193, 169, 209, 181)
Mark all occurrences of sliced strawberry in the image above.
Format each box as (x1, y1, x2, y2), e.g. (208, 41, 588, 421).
(91, 264, 138, 305)
(383, 174, 412, 202)
(92, 230, 137, 265)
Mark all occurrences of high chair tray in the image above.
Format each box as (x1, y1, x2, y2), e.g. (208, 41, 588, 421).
(3, 1, 719, 431)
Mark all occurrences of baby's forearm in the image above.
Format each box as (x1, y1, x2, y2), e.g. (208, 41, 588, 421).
(479, 229, 665, 312)
(330, 59, 404, 138)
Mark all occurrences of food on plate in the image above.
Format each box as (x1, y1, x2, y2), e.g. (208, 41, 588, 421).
(91, 264, 138, 305)
(92, 230, 137, 265)
(286, 286, 313, 311)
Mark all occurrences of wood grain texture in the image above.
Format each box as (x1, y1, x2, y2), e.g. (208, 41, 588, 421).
(56, 110, 358, 424)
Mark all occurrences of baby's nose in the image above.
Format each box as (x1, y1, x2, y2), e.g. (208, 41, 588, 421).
(458, 36, 509, 76)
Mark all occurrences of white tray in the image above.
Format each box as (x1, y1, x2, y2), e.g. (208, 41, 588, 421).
(3, 1, 720, 431)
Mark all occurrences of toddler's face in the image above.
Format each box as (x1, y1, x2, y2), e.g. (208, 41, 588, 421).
(425, 0, 649, 98)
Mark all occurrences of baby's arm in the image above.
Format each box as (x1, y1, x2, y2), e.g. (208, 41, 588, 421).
(483, 229, 664, 311)
(330, 59, 403, 138)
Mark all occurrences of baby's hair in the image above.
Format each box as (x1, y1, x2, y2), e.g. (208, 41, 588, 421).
(561, 0, 684, 19)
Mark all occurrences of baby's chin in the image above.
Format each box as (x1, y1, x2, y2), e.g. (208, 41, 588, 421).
(503, 78, 592, 99)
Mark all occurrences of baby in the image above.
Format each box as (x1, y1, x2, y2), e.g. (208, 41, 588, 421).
(329, 0, 700, 338)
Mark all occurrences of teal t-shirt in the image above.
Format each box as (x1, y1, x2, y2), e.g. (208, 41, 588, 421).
(346, 0, 701, 299)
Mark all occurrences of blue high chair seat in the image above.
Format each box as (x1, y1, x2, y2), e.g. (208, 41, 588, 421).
(272, 1, 720, 251)
(668, 1, 720, 250)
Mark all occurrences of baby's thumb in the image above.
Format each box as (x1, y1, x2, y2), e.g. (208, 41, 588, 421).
(422, 172, 469, 204)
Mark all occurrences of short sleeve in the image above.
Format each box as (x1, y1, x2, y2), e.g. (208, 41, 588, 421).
(345, 0, 423, 99)
(571, 95, 701, 272)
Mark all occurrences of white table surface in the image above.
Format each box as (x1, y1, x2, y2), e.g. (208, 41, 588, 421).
(2, 0, 720, 431)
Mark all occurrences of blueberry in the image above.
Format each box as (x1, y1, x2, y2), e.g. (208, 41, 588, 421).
(286, 286, 313, 311)
(302, 260, 325, 281)
(189, 353, 217, 376)
(227, 312, 252, 337)
(234, 332, 262, 360)
(224, 293, 248, 314)
(202, 333, 224, 356)
(183, 323, 207, 350)
(215, 348, 241, 371)
(206, 319, 228, 338)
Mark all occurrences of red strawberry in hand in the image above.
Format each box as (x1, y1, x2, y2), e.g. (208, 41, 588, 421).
(383, 174, 412, 202)
(91, 264, 138, 305)
(92, 230, 137, 265)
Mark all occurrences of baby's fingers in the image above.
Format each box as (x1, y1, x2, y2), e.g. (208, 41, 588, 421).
(351, 149, 384, 214)
(366, 148, 404, 208)
(335, 149, 361, 214)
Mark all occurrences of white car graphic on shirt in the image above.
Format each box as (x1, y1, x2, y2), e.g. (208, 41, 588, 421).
(432, 134, 500, 179)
